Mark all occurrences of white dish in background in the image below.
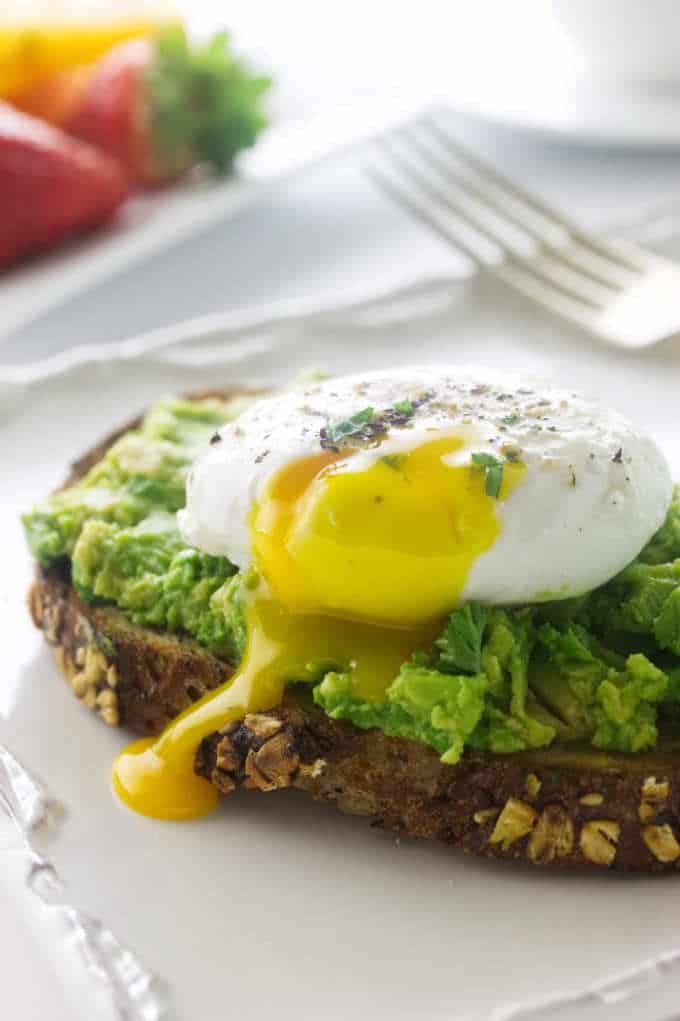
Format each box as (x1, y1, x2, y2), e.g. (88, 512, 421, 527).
(0, 96, 427, 343)
(549, 0, 680, 82)
(213, 1, 680, 150)
(3, 276, 680, 1021)
(435, 1, 680, 150)
(446, 66, 680, 151)
(195, 1, 680, 152)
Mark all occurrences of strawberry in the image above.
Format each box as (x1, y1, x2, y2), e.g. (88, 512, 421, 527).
(0, 102, 129, 269)
(17, 29, 271, 187)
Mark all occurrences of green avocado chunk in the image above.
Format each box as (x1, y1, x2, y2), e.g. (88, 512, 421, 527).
(21, 399, 680, 764)
(22, 394, 253, 658)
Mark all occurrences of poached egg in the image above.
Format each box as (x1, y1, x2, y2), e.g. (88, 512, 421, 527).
(113, 366, 672, 819)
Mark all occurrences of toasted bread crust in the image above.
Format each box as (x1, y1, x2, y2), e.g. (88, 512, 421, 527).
(27, 392, 680, 870)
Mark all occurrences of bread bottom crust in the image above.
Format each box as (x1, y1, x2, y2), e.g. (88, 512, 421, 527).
(29, 566, 680, 871)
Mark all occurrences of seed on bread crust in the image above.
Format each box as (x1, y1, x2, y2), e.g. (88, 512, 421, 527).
(642, 824, 680, 863)
(579, 793, 604, 807)
(525, 773, 541, 801)
(580, 820, 620, 866)
(639, 776, 670, 823)
(489, 799, 537, 849)
(527, 805, 574, 863)
(473, 808, 499, 825)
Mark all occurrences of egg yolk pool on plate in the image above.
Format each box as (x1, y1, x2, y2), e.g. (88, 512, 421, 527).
(113, 432, 525, 819)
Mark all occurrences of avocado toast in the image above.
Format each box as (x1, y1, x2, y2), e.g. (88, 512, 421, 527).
(24, 379, 680, 870)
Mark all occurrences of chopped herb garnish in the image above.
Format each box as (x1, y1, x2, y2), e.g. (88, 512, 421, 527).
(485, 465, 503, 498)
(321, 407, 374, 448)
(382, 453, 407, 471)
(471, 452, 501, 468)
(471, 452, 503, 498)
(435, 603, 488, 674)
(501, 413, 519, 426)
(394, 399, 414, 416)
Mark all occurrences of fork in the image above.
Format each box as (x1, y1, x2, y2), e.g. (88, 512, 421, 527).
(366, 111, 680, 349)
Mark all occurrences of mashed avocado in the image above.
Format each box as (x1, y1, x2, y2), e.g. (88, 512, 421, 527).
(23, 396, 249, 660)
(22, 396, 680, 764)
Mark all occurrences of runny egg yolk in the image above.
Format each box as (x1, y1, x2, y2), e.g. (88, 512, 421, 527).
(112, 435, 524, 820)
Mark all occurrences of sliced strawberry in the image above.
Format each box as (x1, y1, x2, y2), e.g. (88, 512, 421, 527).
(0, 102, 129, 269)
(66, 38, 154, 179)
(62, 29, 270, 187)
(14, 65, 93, 130)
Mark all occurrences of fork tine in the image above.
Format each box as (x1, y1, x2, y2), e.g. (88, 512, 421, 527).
(405, 124, 630, 292)
(424, 115, 648, 274)
(372, 134, 611, 309)
(364, 161, 487, 267)
(403, 124, 567, 248)
(375, 133, 531, 261)
(495, 261, 601, 329)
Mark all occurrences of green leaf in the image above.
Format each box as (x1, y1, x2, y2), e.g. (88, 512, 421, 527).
(471, 452, 504, 498)
(471, 452, 501, 468)
(382, 454, 407, 471)
(435, 603, 488, 675)
(322, 407, 374, 446)
(146, 28, 272, 176)
(393, 399, 414, 416)
(485, 464, 503, 498)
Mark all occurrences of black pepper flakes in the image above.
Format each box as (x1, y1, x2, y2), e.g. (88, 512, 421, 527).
(612, 447, 623, 464)
(209, 432, 222, 445)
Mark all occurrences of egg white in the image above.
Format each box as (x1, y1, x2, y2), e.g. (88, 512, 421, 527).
(179, 366, 672, 605)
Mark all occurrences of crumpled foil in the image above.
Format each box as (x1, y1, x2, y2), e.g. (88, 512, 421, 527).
(0, 743, 173, 1021)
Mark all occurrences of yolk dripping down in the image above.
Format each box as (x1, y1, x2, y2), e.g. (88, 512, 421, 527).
(112, 435, 524, 819)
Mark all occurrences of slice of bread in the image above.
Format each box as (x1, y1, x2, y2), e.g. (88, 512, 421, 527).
(27, 392, 680, 871)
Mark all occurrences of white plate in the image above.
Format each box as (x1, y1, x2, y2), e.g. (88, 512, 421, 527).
(3, 276, 680, 1021)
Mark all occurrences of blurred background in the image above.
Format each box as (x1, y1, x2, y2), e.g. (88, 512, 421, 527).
(4, 0, 680, 361)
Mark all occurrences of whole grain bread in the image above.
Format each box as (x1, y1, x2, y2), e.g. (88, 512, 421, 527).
(27, 393, 680, 871)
